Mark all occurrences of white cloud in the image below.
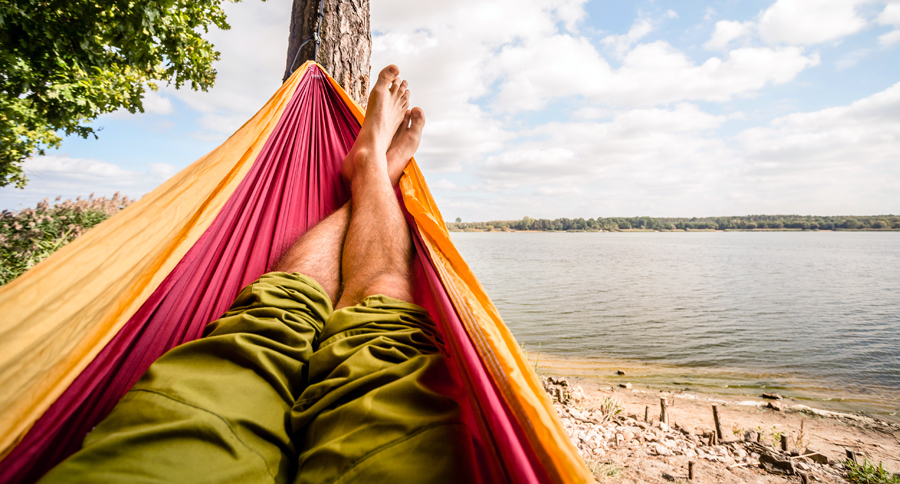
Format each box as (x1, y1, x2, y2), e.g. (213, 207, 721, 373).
(9, 0, 893, 221)
(372, 29, 512, 172)
(738, 81, 900, 169)
(141, 90, 174, 115)
(375, 0, 583, 42)
(369, 0, 848, 220)
(432, 179, 461, 191)
(723, 85, 900, 214)
(601, 18, 655, 58)
(534, 185, 585, 196)
(491, 34, 612, 111)
(105, 87, 174, 119)
(371, 0, 589, 173)
(880, 29, 900, 46)
(600, 10, 678, 58)
(758, 0, 869, 45)
(492, 40, 819, 110)
(459, 82, 900, 220)
(166, 0, 292, 136)
(876, 3, 900, 46)
(876, 2, 900, 26)
(479, 103, 728, 185)
(0, 156, 178, 210)
(835, 48, 876, 69)
(704, 20, 755, 51)
(610, 44, 818, 105)
(572, 107, 613, 120)
(482, 148, 580, 179)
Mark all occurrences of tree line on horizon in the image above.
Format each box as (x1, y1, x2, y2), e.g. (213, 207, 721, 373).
(449, 215, 900, 232)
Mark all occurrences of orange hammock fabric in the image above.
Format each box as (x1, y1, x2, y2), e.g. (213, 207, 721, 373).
(0, 62, 590, 483)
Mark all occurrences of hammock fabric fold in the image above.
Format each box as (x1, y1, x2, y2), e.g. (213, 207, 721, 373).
(0, 63, 591, 483)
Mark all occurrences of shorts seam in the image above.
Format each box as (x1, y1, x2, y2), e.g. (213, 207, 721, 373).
(128, 388, 286, 484)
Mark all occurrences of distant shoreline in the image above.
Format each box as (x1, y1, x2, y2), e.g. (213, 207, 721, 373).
(448, 214, 899, 232)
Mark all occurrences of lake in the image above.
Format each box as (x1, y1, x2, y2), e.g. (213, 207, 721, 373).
(449, 231, 900, 420)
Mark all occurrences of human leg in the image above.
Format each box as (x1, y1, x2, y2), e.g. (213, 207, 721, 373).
(291, 297, 478, 484)
(290, 66, 478, 484)
(335, 66, 416, 309)
(37, 273, 333, 484)
(36, 68, 429, 484)
(274, 204, 350, 304)
(274, 104, 425, 305)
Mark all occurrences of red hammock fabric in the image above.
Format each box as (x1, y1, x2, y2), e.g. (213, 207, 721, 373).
(0, 66, 553, 483)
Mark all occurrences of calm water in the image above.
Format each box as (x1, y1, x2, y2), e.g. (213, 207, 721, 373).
(450, 231, 900, 419)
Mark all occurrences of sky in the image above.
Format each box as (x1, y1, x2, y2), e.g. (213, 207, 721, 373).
(2, 0, 899, 221)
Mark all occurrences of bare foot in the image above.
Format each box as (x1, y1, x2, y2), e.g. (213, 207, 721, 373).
(385, 107, 426, 184)
(343, 107, 426, 185)
(341, 65, 410, 180)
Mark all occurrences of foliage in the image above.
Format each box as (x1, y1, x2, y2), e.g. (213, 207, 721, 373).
(586, 460, 621, 481)
(0, 0, 246, 187)
(0, 194, 132, 285)
(449, 214, 900, 232)
(845, 458, 900, 484)
(769, 426, 783, 448)
(599, 396, 623, 424)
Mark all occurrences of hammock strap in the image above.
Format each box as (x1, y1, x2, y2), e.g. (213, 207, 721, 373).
(283, 0, 326, 82)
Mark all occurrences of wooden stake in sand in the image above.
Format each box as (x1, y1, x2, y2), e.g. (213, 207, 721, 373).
(688, 461, 695, 480)
(781, 434, 789, 452)
(660, 397, 669, 425)
(712, 404, 724, 440)
(644, 405, 649, 422)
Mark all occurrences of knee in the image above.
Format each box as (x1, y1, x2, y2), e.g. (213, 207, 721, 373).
(362, 273, 414, 304)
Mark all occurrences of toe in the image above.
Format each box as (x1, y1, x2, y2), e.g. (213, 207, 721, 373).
(409, 107, 425, 133)
(376, 65, 400, 90)
(390, 77, 403, 94)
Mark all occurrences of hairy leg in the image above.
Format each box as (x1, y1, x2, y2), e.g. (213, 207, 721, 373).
(336, 65, 420, 309)
(274, 90, 424, 305)
(290, 67, 476, 484)
(273, 204, 350, 304)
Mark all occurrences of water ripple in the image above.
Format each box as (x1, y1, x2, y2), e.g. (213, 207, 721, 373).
(452, 231, 900, 417)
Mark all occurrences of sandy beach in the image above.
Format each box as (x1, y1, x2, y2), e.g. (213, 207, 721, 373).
(548, 375, 900, 483)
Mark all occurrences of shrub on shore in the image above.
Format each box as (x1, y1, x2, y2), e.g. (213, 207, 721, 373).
(1, 194, 133, 285)
(448, 214, 900, 232)
(845, 458, 900, 484)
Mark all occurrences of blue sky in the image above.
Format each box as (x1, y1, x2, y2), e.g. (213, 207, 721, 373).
(2, 0, 899, 220)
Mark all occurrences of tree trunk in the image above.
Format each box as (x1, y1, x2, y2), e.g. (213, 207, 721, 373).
(284, 0, 371, 108)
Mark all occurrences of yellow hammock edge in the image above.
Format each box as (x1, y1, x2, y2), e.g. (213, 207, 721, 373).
(0, 64, 310, 460)
(326, 67, 592, 483)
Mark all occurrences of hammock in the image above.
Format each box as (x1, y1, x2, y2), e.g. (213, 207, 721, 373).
(0, 63, 591, 483)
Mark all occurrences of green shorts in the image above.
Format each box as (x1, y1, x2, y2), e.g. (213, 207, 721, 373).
(38, 272, 478, 484)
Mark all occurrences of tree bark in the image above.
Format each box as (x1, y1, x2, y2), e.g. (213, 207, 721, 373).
(285, 0, 371, 108)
